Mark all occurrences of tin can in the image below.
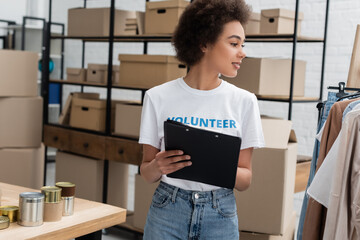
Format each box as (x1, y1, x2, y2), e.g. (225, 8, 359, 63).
(0, 206, 19, 223)
(41, 186, 62, 222)
(18, 192, 44, 227)
(56, 182, 75, 216)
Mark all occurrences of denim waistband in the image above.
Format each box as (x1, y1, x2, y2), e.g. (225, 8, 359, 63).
(157, 181, 234, 204)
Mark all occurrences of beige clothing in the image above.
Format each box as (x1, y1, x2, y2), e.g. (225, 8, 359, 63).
(323, 109, 360, 239)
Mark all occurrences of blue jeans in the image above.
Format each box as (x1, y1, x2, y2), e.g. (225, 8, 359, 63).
(143, 181, 239, 240)
(296, 91, 338, 240)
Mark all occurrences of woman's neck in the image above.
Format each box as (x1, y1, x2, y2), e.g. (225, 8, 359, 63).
(183, 63, 221, 90)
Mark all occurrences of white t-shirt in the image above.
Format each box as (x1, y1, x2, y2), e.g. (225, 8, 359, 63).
(139, 77, 265, 191)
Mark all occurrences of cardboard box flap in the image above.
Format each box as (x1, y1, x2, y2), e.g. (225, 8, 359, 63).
(146, 0, 189, 10)
(72, 92, 100, 99)
(261, 117, 297, 149)
(249, 12, 261, 21)
(67, 68, 84, 75)
(118, 54, 181, 64)
(289, 129, 297, 143)
(88, 64, 108, 71)
(261, 8, 304, 20)
(72, 98, 106, 109)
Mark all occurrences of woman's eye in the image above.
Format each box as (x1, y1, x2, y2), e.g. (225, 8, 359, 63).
(241, 44, 245, 48)
(231, 43, 238, 47)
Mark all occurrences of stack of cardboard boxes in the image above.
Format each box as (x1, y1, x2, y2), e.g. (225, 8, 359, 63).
(235, 117, 298, 239)
(245, 8, 304, 35)
(0, 50, 44, 189)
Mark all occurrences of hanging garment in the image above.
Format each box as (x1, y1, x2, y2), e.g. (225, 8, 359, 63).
(323, 109, 360, 239)
(342, 99, 360, 122)
(307, 103, 360, 208)
(302, 98, 358, 240)
(297, 92, 338, 240)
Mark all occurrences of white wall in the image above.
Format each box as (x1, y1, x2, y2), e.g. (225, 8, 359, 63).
(2, 0, 359, 156)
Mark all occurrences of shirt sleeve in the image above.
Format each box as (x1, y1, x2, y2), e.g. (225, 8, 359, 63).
(240, 94, 265, 150)
(138, 92, 161, 149)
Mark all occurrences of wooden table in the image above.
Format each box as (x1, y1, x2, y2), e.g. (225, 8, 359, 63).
(0, 182, 126, 240)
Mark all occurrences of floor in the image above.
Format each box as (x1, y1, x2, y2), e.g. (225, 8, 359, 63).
(46, 161, 305, 240)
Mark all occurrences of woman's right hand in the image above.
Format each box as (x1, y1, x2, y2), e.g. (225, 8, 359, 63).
(140, 145, 192, 183)
(153, 150, 192, 176)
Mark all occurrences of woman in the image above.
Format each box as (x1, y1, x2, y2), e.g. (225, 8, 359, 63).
(139, 0, 265, 239)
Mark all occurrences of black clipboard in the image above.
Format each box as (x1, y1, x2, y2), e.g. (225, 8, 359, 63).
(164, 120, 241, 189)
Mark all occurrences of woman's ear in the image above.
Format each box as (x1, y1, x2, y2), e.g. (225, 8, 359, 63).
(200, 44, 207, 53)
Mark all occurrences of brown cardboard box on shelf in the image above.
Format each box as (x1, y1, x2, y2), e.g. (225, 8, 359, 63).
(145, 0, 189, 34)
(0, 50, 38, 97)
(222, 57, 305, 97)
(66, 68, 87, 82)
(245, 12, 261, 35)
(260, 8, 304, 35)
(239, 211, 296, 240)
(69, 98, 107, 131)
(59, 92, 100, 125)
(0, 144, 44, 189)
(118, 54, 187, 89)
(107, 161, 129, 209)
(133, 174, 159, 230)
(67, 8, 136, 36)
(87, 64, 120, 84)
(235, 117, 297, 235)
(0, 97, 42, 148)
(114, 103, 142, 138)
(56, 151, 104, 202)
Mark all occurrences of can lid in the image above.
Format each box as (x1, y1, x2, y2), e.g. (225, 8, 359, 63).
(19, 192, 44, 199)
(0, 206, 19, 212)
(19, 192, 44, 203)
(41, 186, 62, 203)
(0, 216, 10, 230)
(55, 182, 76, 197)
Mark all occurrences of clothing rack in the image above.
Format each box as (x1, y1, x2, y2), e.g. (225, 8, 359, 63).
(327, 81, 360, 93)
(316, 82, 360, 120)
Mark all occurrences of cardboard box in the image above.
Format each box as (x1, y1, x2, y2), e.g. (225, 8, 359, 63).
(68, 8, 136, 36)
(70, 98, 107, 131)
(222, 57, 305, 96)
(240, 211, 296, 240)
(107, 161, 129, 209)
(133, 174, 159, 230)
(59, 92, 100, 125)
(56, 151, 104, 202)
(114, 103, 142, 138)
(245, 12, 261, 35)
(0, 97, 42, 148)
(118, 54, 187, 89)
(145, 0, 189, 34)
(0, 50, 38, 97)
(235, 117, 297, 235)
(87, 64, 120, 84)
(0, 144, 44, 189)
(260, 8, 304, 35)
(66, 68, 87, 82)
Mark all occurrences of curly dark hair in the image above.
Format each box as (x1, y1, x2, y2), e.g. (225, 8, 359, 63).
(172, 0, 251, 66)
